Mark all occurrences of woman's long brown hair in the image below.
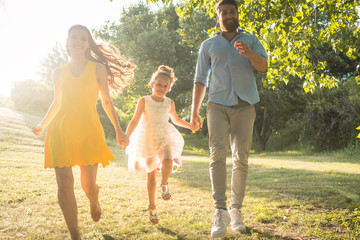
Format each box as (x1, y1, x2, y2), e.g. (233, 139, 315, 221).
(67, 24, 136, 93)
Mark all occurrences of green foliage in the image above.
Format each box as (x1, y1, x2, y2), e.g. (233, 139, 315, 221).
(10, 43, 68, 114)
(94, 3, 214, 126)
(358, 80, 360, 139)
(96, 100, 117, 139)
(254, 74, 306, 150)
(300, 79, 360, 151)
(10, 79, 52, 113)
(254, 26, 360, 150)
(264, 122, 302, 152)
(38, 42, 68, 86)
(149, 0, 360, 91)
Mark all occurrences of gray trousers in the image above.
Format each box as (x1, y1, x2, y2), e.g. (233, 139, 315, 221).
(207, 100, 256, 210)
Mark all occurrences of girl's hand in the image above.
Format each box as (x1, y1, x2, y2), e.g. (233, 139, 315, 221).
(191, 113, 202, 131)
(190, 124, 198, 132)
(116, 130, 129, 149)
(32, 124, 44, 136)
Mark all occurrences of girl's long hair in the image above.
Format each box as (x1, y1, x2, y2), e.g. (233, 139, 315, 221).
(66, 24, 136, 93)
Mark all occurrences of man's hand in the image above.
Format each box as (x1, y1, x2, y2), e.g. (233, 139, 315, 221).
(191, 113, 203, 132)
(234, 41, 255, 59)
(234, 41, 267, 73)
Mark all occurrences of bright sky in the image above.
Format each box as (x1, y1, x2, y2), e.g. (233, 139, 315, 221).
(0, 0, 140, 97)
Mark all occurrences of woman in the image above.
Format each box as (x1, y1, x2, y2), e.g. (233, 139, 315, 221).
(32, 24, 135, 240)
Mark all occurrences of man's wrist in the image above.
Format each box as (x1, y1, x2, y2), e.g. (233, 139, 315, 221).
(191, 111, 200, 117)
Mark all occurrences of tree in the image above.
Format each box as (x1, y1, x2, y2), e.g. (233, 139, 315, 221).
(38, 42, 68, 86)
(11, 43, 68, 113)
(94, 3, 214, 127)
(108, 0, 360, 149)
(300, 79, 360, 151)
(254, 73, 308, 151)
(147, 0, 360, 91)
(11, 79, 52, 113)
(254, 39, 360, 151)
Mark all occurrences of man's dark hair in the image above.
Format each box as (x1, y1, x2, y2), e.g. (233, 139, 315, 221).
(215, 0, 238, 14)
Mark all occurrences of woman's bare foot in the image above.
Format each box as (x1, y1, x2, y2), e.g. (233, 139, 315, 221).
(90, 186, 101, 222)
(90, 202, 101, 222)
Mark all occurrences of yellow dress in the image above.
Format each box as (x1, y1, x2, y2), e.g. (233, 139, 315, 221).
(44, 61, 114, 168)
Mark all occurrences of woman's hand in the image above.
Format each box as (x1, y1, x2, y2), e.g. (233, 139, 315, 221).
(116, 130, 129, 149)
(32, 124, 44, 136)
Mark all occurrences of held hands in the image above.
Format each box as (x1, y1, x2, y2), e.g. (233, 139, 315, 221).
(32, 124, 44, 136)
(190, 113, 203, 132)
(234, 41, 255, 59)
(116, 130, 129, 149)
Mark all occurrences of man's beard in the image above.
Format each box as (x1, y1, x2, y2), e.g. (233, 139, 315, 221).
(221, 18, 239, 32)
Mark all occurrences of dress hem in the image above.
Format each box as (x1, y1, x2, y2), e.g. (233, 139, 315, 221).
(44, 159, 114, 169)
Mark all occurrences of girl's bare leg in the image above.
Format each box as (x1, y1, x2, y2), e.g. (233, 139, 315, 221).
(80, 164, 101, 222)
(147, 166, 159, 224)
(159, 149, 173, 200)
(159, 150, 173, 183)
(160, 158, 172, 185)
(147, 164, 158, 210)
(55, 167, 80, 240)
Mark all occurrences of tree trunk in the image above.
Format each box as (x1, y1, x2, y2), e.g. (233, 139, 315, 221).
(254, 107, 276, 151)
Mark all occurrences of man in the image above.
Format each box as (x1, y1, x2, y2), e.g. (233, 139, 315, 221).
(191, 0, 267, 238)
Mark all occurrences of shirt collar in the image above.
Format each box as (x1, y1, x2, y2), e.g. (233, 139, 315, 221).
(216, 28, 244, 36)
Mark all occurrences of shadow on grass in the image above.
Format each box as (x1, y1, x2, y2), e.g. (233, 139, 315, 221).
(252, 152, 359, 164)
(113, 149, 360, 209)
(170, 159, 360, 209)
(102, 234, 116, 240)
(157, 226, 187, 240)
(243, 227, 297, 240)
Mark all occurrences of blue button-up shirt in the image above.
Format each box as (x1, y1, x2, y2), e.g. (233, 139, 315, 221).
(194, 29, 267, 106)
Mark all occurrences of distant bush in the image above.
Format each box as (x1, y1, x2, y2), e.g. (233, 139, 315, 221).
(11, 79, 52, 114)
(96, 100, 117, 140)
(300, 79, 360, 151)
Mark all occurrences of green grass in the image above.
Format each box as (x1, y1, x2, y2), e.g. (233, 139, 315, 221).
(0, 106, 359, 239)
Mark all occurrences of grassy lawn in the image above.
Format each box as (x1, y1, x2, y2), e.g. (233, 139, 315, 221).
(0, 107, 359, 239)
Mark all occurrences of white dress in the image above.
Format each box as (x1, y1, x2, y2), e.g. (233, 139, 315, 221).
(126, 95, 184, 173)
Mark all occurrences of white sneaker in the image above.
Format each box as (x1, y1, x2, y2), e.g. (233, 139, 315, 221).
(211, 209, 230, 238)
(229, 208, 246, 233)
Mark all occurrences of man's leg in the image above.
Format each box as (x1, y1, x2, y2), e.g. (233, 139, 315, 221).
(229, 103, 255, 209)
(207, 102, 231, 238)
(229, 102, 255, 233)
(207, 102, 230, 209)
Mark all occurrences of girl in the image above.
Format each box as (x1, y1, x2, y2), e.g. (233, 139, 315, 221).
(32, 24, 135, 240)
(126, 65, 195, 224)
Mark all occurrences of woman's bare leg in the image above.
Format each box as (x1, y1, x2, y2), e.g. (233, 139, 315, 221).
(55, 167, 80, 240)
(80, 164, 101, 222)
